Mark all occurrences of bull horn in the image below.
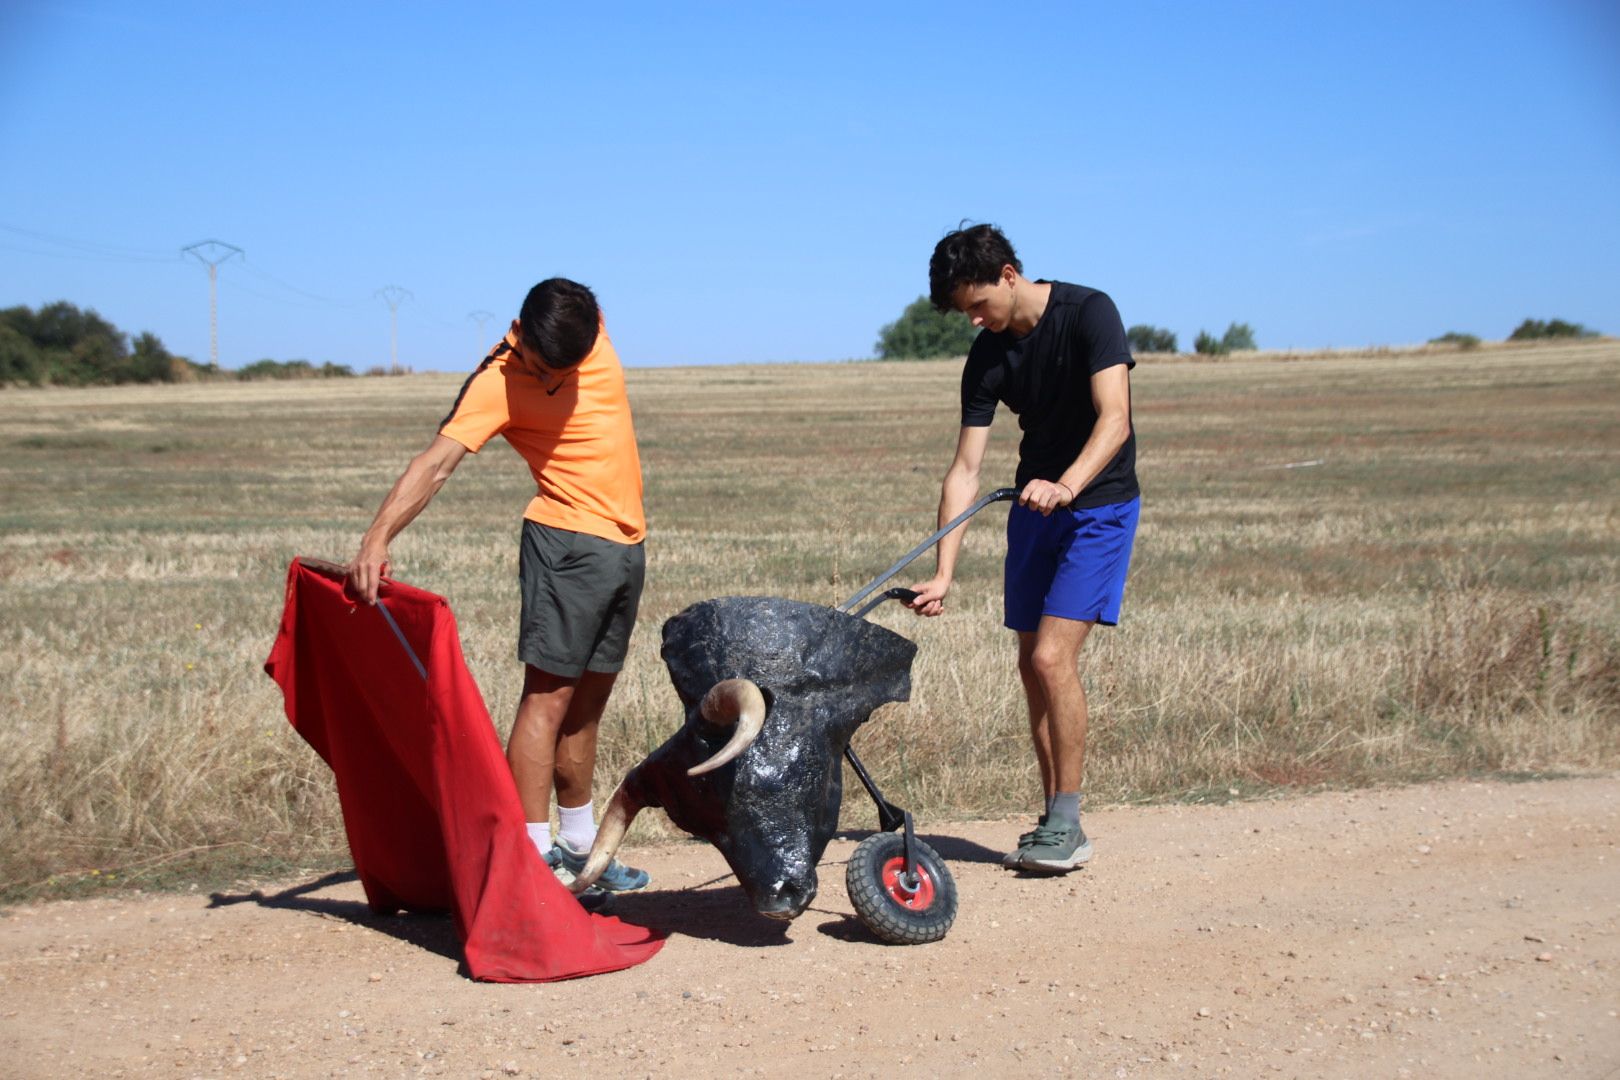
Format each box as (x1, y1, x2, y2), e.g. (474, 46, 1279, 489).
(686, 678, 767, 777)
(569, 780, 643, 894)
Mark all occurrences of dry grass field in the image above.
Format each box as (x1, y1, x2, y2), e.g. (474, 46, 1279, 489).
(2, 339, 1616, 899)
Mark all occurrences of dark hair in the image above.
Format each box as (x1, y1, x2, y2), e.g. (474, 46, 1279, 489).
(518, 278, 600, 369)
(928, 224, 1022, 313)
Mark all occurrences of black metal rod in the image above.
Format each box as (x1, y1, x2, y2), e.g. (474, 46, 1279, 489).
(844, 745, 906, 833)
(838, 487, 1018, 614)
(900, 809, 918, 886)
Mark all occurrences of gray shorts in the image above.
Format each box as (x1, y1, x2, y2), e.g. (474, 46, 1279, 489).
(517, 521, 645, 678)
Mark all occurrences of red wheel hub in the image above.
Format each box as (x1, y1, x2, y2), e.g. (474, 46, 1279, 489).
(880, 855, 936, 910)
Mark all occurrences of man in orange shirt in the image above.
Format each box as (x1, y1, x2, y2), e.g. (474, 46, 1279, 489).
(346, 278, 649, 894)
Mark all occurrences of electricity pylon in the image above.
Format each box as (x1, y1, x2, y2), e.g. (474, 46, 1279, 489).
(181, 240, 243, 367)
(375, 286, 413, 370)
(468, 310, 496, 357)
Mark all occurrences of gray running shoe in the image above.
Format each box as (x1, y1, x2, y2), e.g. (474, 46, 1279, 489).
(1020, 821, 1093, 874)
(550, 837, 650, 892)
(543, 845, 614, 912)
(542, 844, 577, 886)
(1002, 813, 1049, 869)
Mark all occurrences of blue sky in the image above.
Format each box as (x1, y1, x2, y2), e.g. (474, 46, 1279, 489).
(2, 1, 1617, 369)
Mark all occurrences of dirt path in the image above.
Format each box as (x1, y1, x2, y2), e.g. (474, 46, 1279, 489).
(3, 777, 1617, 1078)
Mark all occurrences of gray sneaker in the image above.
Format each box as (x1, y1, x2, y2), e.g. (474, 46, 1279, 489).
(1020, 820, 1093, 874)
(550, 837, 650, 892)
(543, 845, 614, 912)
(1002, 813, 1049, 869)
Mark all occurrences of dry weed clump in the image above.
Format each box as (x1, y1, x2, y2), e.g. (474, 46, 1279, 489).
(1, 341, 1617, 897)
(1405, 590, 1620, 754)
(0, 688, 345, 895)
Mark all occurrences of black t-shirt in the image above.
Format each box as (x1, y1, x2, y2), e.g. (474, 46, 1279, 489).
(960, 281, 1138, 506)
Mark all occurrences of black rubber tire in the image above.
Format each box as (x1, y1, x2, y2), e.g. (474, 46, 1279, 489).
(846, 832, 958, 945)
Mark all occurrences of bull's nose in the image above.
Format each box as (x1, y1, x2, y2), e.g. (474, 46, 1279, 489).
(755, 881, 815, 921)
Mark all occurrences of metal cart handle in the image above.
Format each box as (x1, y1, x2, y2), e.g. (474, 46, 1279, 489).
(837, 487, 1018, 614)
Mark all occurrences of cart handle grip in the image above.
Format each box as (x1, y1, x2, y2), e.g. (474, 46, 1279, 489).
(849, 586, 920, 620)
(838, 487, 1018, 614)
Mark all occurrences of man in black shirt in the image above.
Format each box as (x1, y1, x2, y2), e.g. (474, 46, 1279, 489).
(907, 224, 1140, 874)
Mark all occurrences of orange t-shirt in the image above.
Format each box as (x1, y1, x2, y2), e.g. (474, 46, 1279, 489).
(438, 321, 645, 545)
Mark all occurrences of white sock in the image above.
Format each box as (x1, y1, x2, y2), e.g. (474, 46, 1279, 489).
(526, 821, 552, 857)
(558, 801, 596, 851)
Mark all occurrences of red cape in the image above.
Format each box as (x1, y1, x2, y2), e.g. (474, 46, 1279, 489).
(263, 558, 663, 982)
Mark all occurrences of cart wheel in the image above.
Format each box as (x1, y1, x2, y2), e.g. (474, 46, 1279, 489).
(846, 832, 957, 945)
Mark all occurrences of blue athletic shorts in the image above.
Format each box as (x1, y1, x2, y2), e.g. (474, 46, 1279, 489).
(1004, 496, 1140, 632)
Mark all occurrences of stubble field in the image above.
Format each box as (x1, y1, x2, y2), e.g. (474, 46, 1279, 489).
(1, 339, 1617, 898)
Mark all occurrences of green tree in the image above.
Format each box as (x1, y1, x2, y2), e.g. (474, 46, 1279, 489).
(129, 332, 180, 383)
(236, 358, 354, 380)
(1221, 322, 1256, 351)
(875, 296, 979, 360)
(33, 301, 127, 383)
(1429, 331, 1481, 349)
(1127, 325, 1178, 354)
(239, 359, 309, 380)
(1508, 318, 1598, 341)
(1194, 322, 1257, 356)
(0, 322, 44, 385)
(0, 302, 197, 386)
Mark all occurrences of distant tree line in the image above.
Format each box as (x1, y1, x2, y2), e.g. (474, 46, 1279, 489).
(0, 301, 374, 387)
(1429, 318, 1601, 350)
(1, 302, 201, 386)
(873, 299, 1262, 361)
(877, 294, 1607, 363)
(1506, 318, 1598, 341)
(236, 358, 357, 380)
(1129, 323, 1260, 356)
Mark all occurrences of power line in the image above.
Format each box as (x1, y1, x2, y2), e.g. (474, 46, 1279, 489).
(0, 223, 181, 264)
(235, 258, 365, 308)
(394, 300, 464, 333)
(3, 221, 485, 364)
(2, 223, 361, 311)
(0, 242, 182, 265)
(216, 275, 339, 309)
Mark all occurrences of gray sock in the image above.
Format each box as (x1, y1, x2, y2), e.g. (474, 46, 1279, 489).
(1049, 792, 1081, 827)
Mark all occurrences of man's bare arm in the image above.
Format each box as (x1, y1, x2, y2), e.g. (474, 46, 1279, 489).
(906, 424, 991, 617)
(1018, 365, 1132, 516)
(346, 434, 469, 604)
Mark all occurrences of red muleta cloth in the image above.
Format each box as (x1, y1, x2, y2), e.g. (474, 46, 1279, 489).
(263, 557, 663, 982)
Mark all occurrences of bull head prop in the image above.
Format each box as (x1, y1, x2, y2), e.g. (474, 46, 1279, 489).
(573, 596, 917, 920)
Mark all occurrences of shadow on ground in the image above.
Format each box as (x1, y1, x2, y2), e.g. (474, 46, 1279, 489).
(814, 914, 891, 944)
(202, 831, 1002, 958)
(836, 829, 1005, 865)
(608, 880, 795, 949)
(208, 870, 463, 965)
